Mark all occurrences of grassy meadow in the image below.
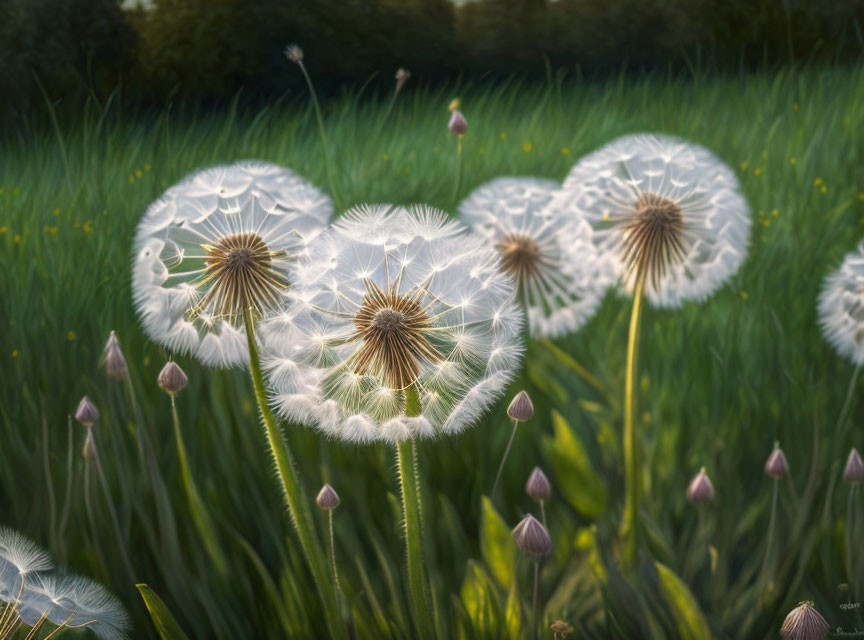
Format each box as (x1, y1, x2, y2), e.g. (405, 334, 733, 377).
(2, 64, 864, 638)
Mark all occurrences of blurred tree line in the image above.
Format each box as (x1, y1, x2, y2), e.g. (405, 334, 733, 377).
(1, 0, 862, 121)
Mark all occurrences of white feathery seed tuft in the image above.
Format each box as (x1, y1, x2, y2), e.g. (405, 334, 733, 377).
(259, 204, 524, 443)
(819, 240, 864, 366)
(132, 160, 333, 368)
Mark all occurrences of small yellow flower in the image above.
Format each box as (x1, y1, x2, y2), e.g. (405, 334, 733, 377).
(67, 331, 76, 341)
(793, 103, 798, 112)
(11, 349, 19, 358)
(858, 193, 864, 200)
(761, 150, 768, 160)
(642, 411, 651, 424)
(129, 175, 135, 184)
(143, 354, 151, 367)
(522, 142, 532, 153)
(740, 161, 749, 171)
(0, 226, 6, 234)
(52, 208, 60, 216)
(136, 169, 143, 178)
(499, 131, 507, 141)
(761, 218, 771, 227)
(814, 177, 823, 186)
(144, 163, 151, 172)
(821, 185, 827, 194)
(0, 188, 4, 196)
(790, 157, 797, 165)
(12, 187, 20, 196)
(382, 153, 389, 161)
(43, 225, 58, 235)
(772, 208, 779, 217)
(560, 147, 570, 155)
(602, 211, 611, 222)
(448, 98, 460, 112)
(83, 220, 94, 233)
(754, 168, 761, 176)
(14, 234, 20, 244)
(740, 291, 749, 301)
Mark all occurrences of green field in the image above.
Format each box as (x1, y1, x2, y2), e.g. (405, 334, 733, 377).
(2, 64, 864, 639)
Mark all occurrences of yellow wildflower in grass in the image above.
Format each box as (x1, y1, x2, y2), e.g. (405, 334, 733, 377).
(13, 187, 20, 196)
(858, 193, 864, 200)
(83, 220, 94, 233)
(14, 234, 20, 244)
(561, 147, 570, 155)
(52, 208, 60, 216)
(821, 185, 828, 194)
(499, 131, 507, 140)
(43, 225, 58, 235)
(814, 177, 823, 186)
(129, 175, 135, 184)
(0, 226, 6, 233)
(522, 142, 532, 152)
(790, 157, 797, 165)
(740, 161, 749, 171)
(11, 349, 18, 358)
(741, 291, 749, 300)
(67, 331, 75, 341)
(136, 169, 143, 178)
(382, 153, 389, 161)
(761, 150, 768, 160)
(144, 163, 151, 172)
(103, 209, 108, 215)
(754, 168, 761, 176)
(793, 103, 799, 112)
(772, 209, 779, 217)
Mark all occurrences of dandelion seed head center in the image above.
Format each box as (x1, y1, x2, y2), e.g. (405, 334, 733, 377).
(621, 192, 687, 288)
(497, 232, 542, 281)
(372, 308, 407, 332)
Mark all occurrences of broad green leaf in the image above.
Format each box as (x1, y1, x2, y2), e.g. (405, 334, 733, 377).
(505, 582, 522, 640)
(545, 411, 607, 518)
(654, 562, 713, 640)
(460, 560, 503, 635)
(480, 496, 516, 588)
(574, 527, 607, 586)
(137, 584, 191, 640)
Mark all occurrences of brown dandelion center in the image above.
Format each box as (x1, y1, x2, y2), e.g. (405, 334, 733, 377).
(350, 281, 442, 390)
(620, 192, 687, 290)
(497, 233, 542, 283)
(195, 232, 287, 319)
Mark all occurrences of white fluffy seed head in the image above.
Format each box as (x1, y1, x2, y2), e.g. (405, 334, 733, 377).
(0, 528, 53, 608)
(547, 134, 750, 308)
(259, 204, 524, 444)
(459, 177, 615, 337)
(132, 161, 333, 369)
(819, 241, 864, 366)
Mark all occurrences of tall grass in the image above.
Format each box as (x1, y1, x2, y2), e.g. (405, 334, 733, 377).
(1, 63, 863, 638)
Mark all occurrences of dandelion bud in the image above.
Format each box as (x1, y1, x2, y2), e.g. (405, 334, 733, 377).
(512, 514, 551, 559)
(158, 361, 188, 395)
(83, 428, 97, 461)
(75, 396, 99, 427)
(780, 601, 830, 640)
(765, 447, 789, 479)
(395, 68, 411, 94)
(686, 467, 715, 504)
(448, 110, 467, 136)
(101, 331, 128, 380)
(284, 44, 303, 64)
(844, 447, 864, 484)
(507, 390, 533, 422)
(316, 484, 340, 510)
(550, 620, 574, 640)
(525, 466, 551, 501)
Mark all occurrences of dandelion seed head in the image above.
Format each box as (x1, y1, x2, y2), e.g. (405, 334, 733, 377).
(260, 204, 523, 443)
(0, 528, 53, 591)
(460, 177, 615, 337)
(552, 134, 750, 307)
(284, 44, 303, 63)
(819, 241, 864, 366)
(132, 161, 332, 368)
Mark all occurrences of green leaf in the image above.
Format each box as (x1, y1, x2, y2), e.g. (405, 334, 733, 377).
(574, 527, 607, 586)
(137, 584, 191, 640)
(505, 582, 522, 640)
(460, 560, 503, 635)
(654, 562, 714, 640)
(480, 496, 516, 588)
(545, 411, 607, 518)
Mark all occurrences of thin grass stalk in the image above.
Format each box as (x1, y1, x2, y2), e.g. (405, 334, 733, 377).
(41, 404, 57, 552)
(242, 309, 347, 640)
(620, 270, 647, 570)
(835, 364, 861, 441)
(491, 418, 519, 500)
(539, 339, 606, 394)
(757, 477, 780, 593)
(453, 134, 464, 205)
(540, 500, 547, 531)
(397, 383, 435, 640)
(171, 394, 228, 576)
(295, 60, 340, 209)
(57, 416, 74, 557)
(847, 483, 858, 598)
(532, 562, 541, 640)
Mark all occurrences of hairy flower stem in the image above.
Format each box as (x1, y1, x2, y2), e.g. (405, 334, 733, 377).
(329, 510, 341, 608)
(453, 135, 464, 206)
(492, 418, 519, 501)
(620, 270, 646, 571)
(296, 60, 341, 210)
(171, 395, 228, 576)
(243, 309, 347, 640)
(397, 384, 436, 640)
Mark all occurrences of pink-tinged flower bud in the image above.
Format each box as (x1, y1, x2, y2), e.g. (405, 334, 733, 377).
(512, 514, 551, 559)
(284, 44, 303, 64)
(507, 390, 533, 422)
(685, 467, 715, 504)
(75, 396, 99, 427)
(101, 331, 128, 380)
(316, 484, 340, 510)
(395, 68, 411, 94)
(765, 447, 789, 479)
(158, 361, 188, 395)
(844, 447, 864, 484)
(780, 601, 830, 640)
(448, 110, 467, 136)
(525, 466, 551, 501)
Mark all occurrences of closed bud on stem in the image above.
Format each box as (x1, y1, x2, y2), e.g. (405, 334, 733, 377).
(765, 447, 790, 479)
(101, 331, 128, 380)
(512, 514, 551, 559)
(158, 361, 188, 395)
(75, 396, 99, 427)
(507, 390, 533, 422)
(284, 44, 303, 64)
(395, 68, 411, 94)
(844, 447, 864, 484)
(780, 601, 830, 640)
(526, 466, 551, 501)
(316, 484, 340, 510)
(448, 110, 467, 136)
(686, 467, 715, 504)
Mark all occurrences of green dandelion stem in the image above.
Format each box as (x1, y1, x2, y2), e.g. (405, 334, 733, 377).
(620, 269, 646, 570)
(243, 309, 347, 640)
(491, 417, 519, 501)
(397, 383, 436, 640)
